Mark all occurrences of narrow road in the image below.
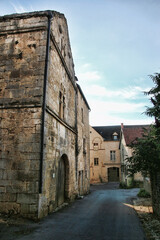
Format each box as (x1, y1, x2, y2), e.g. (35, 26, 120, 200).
(1, 183, 146, 240)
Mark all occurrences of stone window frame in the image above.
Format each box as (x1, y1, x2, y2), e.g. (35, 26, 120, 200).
(59, 85, 66, 120)
(112, 132, 118, 141)
(110, 150, 116, 161)
(81, 108, 84, 123)
(94, 158, 99, 166)
(92, 137, 102, 150)
(83, 138, 86, 154)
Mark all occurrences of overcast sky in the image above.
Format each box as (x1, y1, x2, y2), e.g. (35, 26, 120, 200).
(1, 0, 160, 126)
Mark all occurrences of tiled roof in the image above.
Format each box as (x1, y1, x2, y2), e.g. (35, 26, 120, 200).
(93, 126, 121, 141)
(123, 125, 149, 145)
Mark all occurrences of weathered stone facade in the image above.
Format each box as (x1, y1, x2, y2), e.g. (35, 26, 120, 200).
(77, 84, 90, 195)
(0, 11, 90, 219)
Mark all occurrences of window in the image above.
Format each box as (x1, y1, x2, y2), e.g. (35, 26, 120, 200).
(110, 151, 116, 161)
(93, 143, 98, 146)
(63, 96, 65, 119)
(59, 91, 62, 118)
(81, 108, 84, 123)
(94, 158, 99, 166)
(113, 135, 118, 140)
(59, 91, 65, 119)
(83, 138, 86, 154)
(113, 132, 118, 141)
(93, 142, 99, 150)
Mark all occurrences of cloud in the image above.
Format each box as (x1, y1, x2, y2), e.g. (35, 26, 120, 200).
(86, 85, 107, 96)
(77, 71, 101, 82)
(10, 1, 26, 13)
(89, 99, 145, 114)
(29, 4, 34, 12)
(88, 97, 154, 126)
(90, 111, 153, 126)
(76, 62, 102, 82)
(89, 99, 153, 126)
(81, 63, 91, 69)
(82, 84, 148, 100)
(10, 1, 35, 13)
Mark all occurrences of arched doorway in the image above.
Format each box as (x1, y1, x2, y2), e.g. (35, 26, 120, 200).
(56, 154, 69, 207)
(108, 167, 119, 182)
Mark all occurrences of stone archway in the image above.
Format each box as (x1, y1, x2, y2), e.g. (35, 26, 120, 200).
(108, 167, 119, 182)
(56, 154, 69, 207)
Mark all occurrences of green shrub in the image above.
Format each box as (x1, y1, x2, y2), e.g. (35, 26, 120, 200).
(137, 188, 151, 198)
(127, 178, 134, 188)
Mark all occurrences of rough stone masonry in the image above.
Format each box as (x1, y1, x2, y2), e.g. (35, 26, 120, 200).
(0, 10, 90, 219)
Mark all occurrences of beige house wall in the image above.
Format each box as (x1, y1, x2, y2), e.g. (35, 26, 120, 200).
(90, 126, 121, 183)
(120, 130, 143, 184)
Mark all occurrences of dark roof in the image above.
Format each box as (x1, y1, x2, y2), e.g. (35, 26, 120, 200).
(77, 84, 90, 110)
(93, 126, 121, 141)
(123, 125, 149, 145)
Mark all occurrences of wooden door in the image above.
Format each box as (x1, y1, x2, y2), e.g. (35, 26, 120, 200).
(57, 158, 65, 206)
(108, 167, 119, 182)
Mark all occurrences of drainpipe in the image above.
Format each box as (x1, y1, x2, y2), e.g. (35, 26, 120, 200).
(39, 11, 53, 193)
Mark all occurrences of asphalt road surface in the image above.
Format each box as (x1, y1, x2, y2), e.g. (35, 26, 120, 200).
(1, 183, 147, 240)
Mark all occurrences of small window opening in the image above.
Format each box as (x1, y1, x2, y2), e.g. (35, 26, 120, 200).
(110, 151, 116, 161)
(81, 108, 84, 123)
(94, 143, 98, 146)
(94, 158, 99, 166)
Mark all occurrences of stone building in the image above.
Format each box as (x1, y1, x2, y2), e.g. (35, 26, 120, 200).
(77, 84, 90, 195)
(0, 10, 90, 219)
(90, 125, 121, 183)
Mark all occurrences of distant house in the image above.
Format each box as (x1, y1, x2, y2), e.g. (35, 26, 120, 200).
(119, 123, 149, 185)
(90, 125, 121, 183)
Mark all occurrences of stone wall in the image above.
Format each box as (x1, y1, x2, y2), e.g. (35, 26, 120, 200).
(38, 113, 77, 217)
(0, 15, 47, 107)
(0, 108, 41, 217)
(0, 12, 48, 218)
(38, 13, 77, 215)
(77, 85, 90, 195)
(0, 11, 90, 219)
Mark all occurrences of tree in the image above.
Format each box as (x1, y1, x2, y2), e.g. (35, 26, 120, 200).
(128, 73, 160, 218)
(145, 72, 160, 127)
(129, 127, 160, 174)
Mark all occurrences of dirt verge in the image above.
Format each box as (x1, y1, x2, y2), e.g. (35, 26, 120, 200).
(133, 198, 160, 240)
